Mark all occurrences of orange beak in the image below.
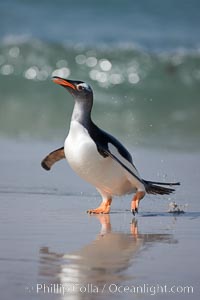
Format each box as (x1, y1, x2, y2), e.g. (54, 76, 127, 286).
(52, 77, 76, 90)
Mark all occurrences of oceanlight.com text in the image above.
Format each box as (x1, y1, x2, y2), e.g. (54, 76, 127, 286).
(25, 283, 194, 296)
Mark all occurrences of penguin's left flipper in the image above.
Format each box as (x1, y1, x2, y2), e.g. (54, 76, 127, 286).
(41, 147, 65, 171)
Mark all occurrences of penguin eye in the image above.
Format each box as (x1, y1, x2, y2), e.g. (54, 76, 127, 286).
(77, 84, 85, 91)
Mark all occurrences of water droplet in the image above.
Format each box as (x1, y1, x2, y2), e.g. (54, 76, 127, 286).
(86, 57, 97, 67)
(1, 64, 14, 75)
(75, 54, 86, 65)
(24, 67, 38, 79)
(89, 69, 99, 80)
(96, 71, 108, 83)
(109, 73, 123, 84)
(52, 67, 70, 78)
(128, 73, 140, 84)
(9, 46, 20, 58)
(99, 59, 112, 71)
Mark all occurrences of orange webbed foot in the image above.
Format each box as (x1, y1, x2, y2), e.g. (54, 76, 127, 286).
(87, 199, 112, 214)
(131, 191, 145, 215)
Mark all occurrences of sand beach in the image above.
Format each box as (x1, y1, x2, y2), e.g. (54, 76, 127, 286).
(0, 139, 199, 299)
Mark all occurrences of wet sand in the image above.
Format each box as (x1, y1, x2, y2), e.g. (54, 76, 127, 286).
(0, 138, 199, 300)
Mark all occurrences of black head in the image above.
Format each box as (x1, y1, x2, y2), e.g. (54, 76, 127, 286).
(52, 77, 93, 100)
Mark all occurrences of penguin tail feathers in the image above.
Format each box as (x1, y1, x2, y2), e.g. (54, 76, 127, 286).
(143, 180, 180, 195)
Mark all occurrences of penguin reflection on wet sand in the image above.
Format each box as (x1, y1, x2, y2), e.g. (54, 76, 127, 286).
(39, 215, 176, 297)
(41, 77, 180, 214)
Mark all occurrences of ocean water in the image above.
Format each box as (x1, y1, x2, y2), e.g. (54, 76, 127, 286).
(0, 0, 200, 150)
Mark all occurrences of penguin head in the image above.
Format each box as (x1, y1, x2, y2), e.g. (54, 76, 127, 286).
(52, 77, 93, 100)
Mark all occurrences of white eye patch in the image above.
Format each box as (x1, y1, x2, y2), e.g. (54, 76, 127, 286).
(77, 83, 91, 91)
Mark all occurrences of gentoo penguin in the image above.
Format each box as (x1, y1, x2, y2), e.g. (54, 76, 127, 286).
(41, 77, 180, 214)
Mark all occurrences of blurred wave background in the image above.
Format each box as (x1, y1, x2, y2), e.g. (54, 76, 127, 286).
(0, 0, 200, 150)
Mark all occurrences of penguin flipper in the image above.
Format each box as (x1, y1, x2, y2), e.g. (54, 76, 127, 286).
(41, 147, 65, 171)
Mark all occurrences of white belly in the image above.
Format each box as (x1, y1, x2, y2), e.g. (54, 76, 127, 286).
(64, 121, 142, 196)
